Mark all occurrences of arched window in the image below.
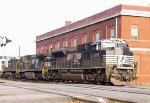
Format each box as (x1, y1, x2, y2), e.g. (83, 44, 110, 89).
(108, 26, 115, 38)
(95, 30, 101, 41)
(96, 32, 99, 41)
(82, 34, 87, 43)
(72, 37, 77, 47)
(41, 47, 44, 53)
(55, 41, 60, 49)
(45, 45, 48, 53)
(49, 43, 52, 52)
(64, 39, 68, 48)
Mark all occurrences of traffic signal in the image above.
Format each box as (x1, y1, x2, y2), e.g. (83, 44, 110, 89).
(0, 36, 12, 47)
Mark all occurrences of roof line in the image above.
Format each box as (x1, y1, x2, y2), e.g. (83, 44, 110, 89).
(36, 4, 150, 42)
(36, 11, 121, 42)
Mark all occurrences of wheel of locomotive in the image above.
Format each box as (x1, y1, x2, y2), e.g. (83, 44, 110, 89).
(12, 73, 16, 79)
(20, 73, 25, 79)
(93, 80, 104, 85)
(94, 76, 106, 85)
(105, 82, 114, 86)
(37, 73, 42, 80)
(34, 73, 38, 80)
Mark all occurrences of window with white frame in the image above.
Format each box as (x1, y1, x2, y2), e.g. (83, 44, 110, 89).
(110, 28, 115, 38)
(73, 37, 77, 47)
(83, 35, 87, 43)
(131, 25, 138, 40)
(64, 39, 68, 47)
(49, 43, 52, 52)
(55, 41, 60, 49)
(45, 46, 47, 53)
(95, 32, 100, 41)
(42, 47, 44, 53)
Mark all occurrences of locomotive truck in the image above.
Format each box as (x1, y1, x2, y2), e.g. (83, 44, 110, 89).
(1, 38, 136, 85)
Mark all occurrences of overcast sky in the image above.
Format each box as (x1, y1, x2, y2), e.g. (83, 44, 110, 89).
(0, 0, 149, 57)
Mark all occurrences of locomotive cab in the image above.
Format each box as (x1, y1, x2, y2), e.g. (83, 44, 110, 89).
(92, 39, 135, 85)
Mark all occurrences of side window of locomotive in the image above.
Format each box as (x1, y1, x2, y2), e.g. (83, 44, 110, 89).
(117, 43, 127, 48)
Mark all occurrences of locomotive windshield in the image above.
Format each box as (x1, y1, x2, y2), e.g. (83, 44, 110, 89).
(117, 42, 128, 48)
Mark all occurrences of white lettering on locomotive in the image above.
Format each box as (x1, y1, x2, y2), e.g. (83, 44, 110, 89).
(67, 53, 81, 65)
(103, 55, 133, 65)
(67, 53, 81, 60)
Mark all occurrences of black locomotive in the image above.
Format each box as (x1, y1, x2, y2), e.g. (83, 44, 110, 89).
(1, 39, 136, 85)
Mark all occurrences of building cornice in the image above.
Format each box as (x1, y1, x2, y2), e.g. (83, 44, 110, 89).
(121, 9, 150, 17)
(36, 12, 121, 42)
(36, 6, 150, 43)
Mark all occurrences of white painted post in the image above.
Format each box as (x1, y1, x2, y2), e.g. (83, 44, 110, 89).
(115, 17, 118, 38)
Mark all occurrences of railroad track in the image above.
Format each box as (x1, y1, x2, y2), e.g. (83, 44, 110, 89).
(1, 79, 150, 103)
(1, 82, 107, 103)
(62, 83, 150, 95)
(3, 78, 150, 95)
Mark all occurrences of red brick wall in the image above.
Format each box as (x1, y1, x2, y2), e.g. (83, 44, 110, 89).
(121, 16, 150, 84)
(132, 51, 150, 85)
(121, 16, 150, 41)
(36, 17, 119, 54)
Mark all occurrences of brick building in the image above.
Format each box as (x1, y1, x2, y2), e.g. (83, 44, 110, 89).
(36, 4, 150, 85)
